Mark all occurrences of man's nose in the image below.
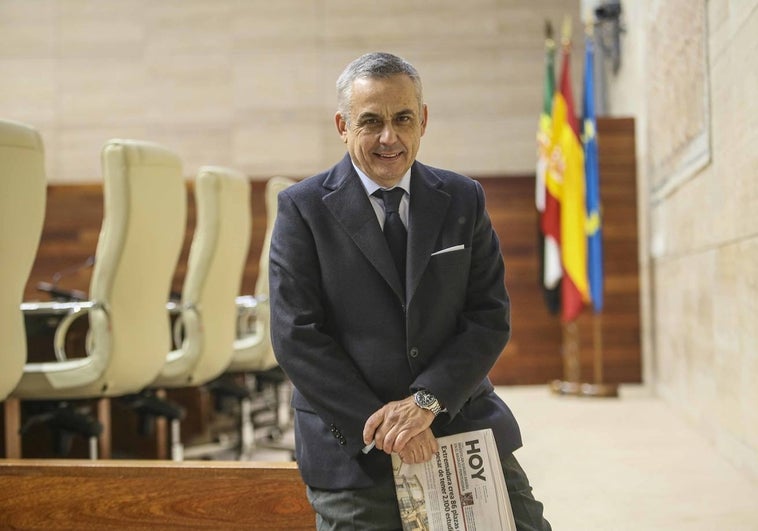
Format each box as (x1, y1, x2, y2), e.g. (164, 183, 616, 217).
(379, 123, 398, 144)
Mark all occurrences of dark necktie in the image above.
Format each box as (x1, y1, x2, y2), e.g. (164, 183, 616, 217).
(374, 188, 407, 288)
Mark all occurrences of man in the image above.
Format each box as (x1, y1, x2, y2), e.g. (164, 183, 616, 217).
(270, 52, 550, 530)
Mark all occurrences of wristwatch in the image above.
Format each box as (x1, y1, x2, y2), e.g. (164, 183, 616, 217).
(413, 389, 442, 417)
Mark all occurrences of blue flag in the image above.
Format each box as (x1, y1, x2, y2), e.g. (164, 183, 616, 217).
(583, 33, 603, 312)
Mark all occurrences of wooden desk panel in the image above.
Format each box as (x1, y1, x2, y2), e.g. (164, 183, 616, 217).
(0, 459, 314, 530)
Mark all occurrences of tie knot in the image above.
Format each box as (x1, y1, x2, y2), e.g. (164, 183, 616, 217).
(374, 188, 404, 214)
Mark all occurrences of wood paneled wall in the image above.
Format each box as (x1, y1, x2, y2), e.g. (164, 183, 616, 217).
(21, 118, 640, 386)
(490, 117, 641, 385)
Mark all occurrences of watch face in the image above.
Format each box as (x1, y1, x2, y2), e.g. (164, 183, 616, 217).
(415, 390, 441, 416)
(415, 390, 435, 408)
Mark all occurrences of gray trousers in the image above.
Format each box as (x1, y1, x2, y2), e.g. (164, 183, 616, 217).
(307, 453, 551, 531)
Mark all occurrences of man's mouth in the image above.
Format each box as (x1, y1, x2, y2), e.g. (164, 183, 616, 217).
(376, 152, 402, 160)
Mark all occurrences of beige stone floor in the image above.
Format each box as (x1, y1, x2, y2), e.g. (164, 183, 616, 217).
(249, 384, 758, 529)
(497, 385, 758, 531)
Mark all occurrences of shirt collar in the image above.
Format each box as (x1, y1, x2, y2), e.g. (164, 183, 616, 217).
(352, 161, 411, 196)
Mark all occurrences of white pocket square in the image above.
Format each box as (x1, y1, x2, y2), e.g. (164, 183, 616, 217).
(431, 244, 465, 256)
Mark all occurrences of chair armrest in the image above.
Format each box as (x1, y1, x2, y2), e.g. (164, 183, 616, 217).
(235, 294, 261, 310)
(20, 301, 96, 368)
(232, 295, 269, 353)
(167, 302, 199, 356)
(156, 303, 201, 382)
(235, 295, 265, 337)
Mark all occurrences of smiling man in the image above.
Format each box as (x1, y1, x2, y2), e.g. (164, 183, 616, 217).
(336, 71, 427, 189)
(269, 52, 551, 530)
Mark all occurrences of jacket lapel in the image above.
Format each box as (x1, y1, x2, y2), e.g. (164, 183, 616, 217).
(407, 163, 451, 305)
(321, 155, 405, 299)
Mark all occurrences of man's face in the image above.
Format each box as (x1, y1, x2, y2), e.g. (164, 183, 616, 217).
(335, 74, 427, 188)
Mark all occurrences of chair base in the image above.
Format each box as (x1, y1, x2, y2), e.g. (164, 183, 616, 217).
(183, 372, 295, 461)
(8, 400, 103, 459)
(120, 390, 186, 461)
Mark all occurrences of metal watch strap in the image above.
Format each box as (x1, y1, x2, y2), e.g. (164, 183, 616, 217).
(414, 389, 442, 416)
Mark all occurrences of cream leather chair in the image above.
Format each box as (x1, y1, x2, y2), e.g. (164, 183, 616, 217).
(132, 166, 251, 460)
(0, 120, 46, 457)
(11, 139, 186, 458)
(221, 176, 295, 458)
(229, 176, 295, 374)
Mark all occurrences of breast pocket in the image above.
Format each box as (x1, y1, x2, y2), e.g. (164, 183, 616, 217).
(425, 246, 471, 297)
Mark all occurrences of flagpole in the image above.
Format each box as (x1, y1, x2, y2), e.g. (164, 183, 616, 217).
(552, 316, 618, 397)
(582, 313, 618, 397)
(593, 312, 603, 383)
(563, 321, 581, 383)
(551, 321, 581, 395)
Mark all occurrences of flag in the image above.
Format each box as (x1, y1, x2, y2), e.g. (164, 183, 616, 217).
(583, 31, 604, 312)
(548, 21, 589, 322)
(536, 21, 561, 314)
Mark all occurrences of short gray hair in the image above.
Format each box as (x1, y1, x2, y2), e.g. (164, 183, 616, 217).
(336, 52, 424, 125)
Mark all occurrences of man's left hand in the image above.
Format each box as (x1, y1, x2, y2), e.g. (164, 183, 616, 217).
(363, 396, 434, 455)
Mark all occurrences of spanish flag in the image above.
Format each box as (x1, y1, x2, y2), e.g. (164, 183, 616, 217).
(548, 22, 589, 322)
(536, 21, 561, 315)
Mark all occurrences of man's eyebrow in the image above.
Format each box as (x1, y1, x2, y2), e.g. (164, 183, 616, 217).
(356, 112, 381, 122)
(356, 109, 416, 121)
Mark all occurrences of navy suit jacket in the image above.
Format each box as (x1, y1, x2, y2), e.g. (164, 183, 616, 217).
(269, 154, 522, 489)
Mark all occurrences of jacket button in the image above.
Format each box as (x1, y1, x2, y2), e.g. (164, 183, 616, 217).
(409, 347, 419, 358)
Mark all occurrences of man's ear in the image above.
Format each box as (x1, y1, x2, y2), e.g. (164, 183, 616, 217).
(335, 113, 348, 143)
(419, 104, 428, 136)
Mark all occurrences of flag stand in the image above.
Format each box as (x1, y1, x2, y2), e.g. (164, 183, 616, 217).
(550, 315, 618, 397)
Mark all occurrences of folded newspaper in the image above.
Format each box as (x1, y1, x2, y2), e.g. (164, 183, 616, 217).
(392, 428, 516, 531)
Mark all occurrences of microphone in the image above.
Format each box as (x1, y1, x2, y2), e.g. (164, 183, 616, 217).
(37, 255, 94, 301)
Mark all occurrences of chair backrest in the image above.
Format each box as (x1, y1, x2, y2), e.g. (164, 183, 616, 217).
(0, 120, 46, 400)
(152, 166, 251, 387)
(228, 176, 295, 373)
(13, 139, 186, 399)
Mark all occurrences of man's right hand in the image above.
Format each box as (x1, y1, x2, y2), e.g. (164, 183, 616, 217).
(397, 428, 439, 464)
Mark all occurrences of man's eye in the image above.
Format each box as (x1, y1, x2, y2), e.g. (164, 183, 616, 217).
(361, 119, 384, 131)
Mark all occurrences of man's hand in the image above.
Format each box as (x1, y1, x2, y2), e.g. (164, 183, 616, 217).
(363, 396, 434, 455)
(397, 428, 439, 464)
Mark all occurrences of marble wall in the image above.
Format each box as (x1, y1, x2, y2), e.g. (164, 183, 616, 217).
(0, 0, 582, 182)
(605, 0, 758, 481)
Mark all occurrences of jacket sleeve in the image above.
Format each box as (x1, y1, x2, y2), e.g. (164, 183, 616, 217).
(268, 189, 384, 456)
